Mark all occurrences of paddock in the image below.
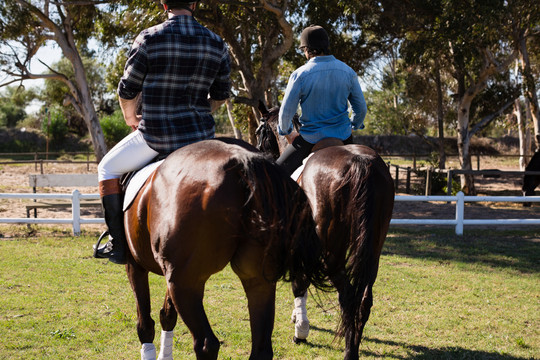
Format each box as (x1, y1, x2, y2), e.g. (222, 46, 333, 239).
(0, 162, 539, 359)
(0, 228, 538, 359)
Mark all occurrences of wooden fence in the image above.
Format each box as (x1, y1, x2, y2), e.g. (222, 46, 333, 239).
(389, 165, 540, 196)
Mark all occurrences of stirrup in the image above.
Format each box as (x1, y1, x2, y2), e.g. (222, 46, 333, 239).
(93, 230, 110, 259)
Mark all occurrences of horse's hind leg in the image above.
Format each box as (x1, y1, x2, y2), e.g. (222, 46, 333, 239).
(291, 280, 310, 343)
(340, 284, 373, 360)
(157, 289, 177, 360)
(127, 262, 156, 360)
(238, 277, 276, 360)
(166, 279, 220, 360)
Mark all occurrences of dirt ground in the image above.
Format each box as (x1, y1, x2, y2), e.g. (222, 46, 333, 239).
(0, 161, 538, 235)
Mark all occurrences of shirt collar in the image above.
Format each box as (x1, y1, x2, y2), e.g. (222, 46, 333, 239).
(308, 55, 336, 63)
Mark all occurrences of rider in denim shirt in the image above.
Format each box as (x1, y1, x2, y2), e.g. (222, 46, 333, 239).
(277, 25, 367, 175)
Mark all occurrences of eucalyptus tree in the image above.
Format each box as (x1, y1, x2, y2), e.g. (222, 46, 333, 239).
(0, 0, 112, 160)
(509, 0, 540, 150)
(361, 0, 534, 194)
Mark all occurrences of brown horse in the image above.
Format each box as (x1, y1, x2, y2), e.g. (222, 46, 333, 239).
(256, 104, 395, 360)
(122, 138, 328, 360)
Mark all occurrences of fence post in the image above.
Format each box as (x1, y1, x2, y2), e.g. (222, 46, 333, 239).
(394, 165, 399, 192)
(447, 169, 453, 197)
(455, 191, 464, 235)
(406, 167, 411, 194)
(72, 189, 81, 236)
(425, 167, 432, 196)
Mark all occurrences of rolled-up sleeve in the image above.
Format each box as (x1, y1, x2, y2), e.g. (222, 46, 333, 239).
(209, 45, 231, 101)
(278, 72, 301, 136)
(349, 76, 367, 130)
(118, 33, 148, 100)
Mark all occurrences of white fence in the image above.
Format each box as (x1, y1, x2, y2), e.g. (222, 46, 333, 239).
(1, 191, 539, 236)
(0, 190, 102, 236)
(393, 192, 540, 235)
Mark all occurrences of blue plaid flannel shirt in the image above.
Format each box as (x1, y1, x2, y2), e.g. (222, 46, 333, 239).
(118, 15, 231, 155)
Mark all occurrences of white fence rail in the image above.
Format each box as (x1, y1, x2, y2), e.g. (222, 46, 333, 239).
(0, 190, 102, 236)
(1, 191, 540, 236)
(393, 192, 540, 234)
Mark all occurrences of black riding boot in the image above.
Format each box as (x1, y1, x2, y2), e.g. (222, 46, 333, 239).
(94, 193, 127, 264)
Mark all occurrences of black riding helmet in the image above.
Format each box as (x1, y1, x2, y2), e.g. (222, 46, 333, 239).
(299, 25, 329, 54)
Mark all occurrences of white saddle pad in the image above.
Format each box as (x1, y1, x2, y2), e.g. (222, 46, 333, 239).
(123, 160, 164, 211)
(291, 153, 314, 182)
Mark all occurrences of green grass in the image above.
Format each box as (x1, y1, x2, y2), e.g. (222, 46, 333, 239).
(0, 227, 538, 359)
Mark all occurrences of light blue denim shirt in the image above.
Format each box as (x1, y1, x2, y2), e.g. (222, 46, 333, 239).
(278, 55, 367, 144)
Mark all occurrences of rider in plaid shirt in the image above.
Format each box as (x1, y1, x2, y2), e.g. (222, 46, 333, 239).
(95, 0, 231, 264)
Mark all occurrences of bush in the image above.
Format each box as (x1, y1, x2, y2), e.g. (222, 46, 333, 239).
(41, 107, 69, 145)
(100, 110, 131, 148)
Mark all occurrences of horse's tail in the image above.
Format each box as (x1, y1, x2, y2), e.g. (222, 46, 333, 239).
(238, 153, 329, 291)
(334, 154, 381, 341)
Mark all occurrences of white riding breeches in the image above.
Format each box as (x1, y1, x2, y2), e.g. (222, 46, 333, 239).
(98, 130, 159, 181)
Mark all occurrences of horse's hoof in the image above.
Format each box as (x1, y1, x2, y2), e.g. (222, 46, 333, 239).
(293, 336, 307, 344)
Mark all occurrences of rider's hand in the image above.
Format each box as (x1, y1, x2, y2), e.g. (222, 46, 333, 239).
(285, 131, 300, 144)
(125, 114, 142, 131)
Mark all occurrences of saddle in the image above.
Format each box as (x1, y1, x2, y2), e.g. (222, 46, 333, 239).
(311, 137, 344, 152)
(120, 158, 164, 211)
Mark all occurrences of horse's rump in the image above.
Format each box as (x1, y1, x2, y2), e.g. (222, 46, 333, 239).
(127, 139, 327, 288)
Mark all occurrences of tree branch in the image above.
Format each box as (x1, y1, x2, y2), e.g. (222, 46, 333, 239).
(50, 0, 111, 5)
(469, 99, 516, 138)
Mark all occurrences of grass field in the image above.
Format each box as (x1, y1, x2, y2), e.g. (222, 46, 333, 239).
(0, 226, 538, 360)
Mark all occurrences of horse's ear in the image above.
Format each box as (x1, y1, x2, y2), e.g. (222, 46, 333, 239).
(258, 100, 268, 115)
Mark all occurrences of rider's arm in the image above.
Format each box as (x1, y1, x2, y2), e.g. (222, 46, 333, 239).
(210, 99, 226, 113)
(349, 76, 367, 130)
(119, 95, 141, 130)
(278, 72, 301, 136)
(209, 44, 232, 105)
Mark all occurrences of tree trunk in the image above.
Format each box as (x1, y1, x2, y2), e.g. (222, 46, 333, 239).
(72, 57, 107, 162)
(519, 37, 540, 151)
(456, 94, 476, 195)
(515, 99, 528, 170)
(225, 99, 242, 140)
(434, 64, 446, 169)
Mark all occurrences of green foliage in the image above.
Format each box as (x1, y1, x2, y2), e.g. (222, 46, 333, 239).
(0, 86, 36, 128)
(0, 101, 25, 128)
(42, 56, 113, 129)
(41, 107, 69, 145)
(100, 110, 131, 148)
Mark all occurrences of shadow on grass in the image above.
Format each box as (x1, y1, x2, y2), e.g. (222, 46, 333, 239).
(361, 337, 534, 359)
(384, 228, 540, 274)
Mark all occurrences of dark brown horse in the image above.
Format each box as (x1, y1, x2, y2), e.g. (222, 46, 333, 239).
(123, 138, 327, 360)
(523, 150, 540, 206)
(256, 105, 395, 360)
